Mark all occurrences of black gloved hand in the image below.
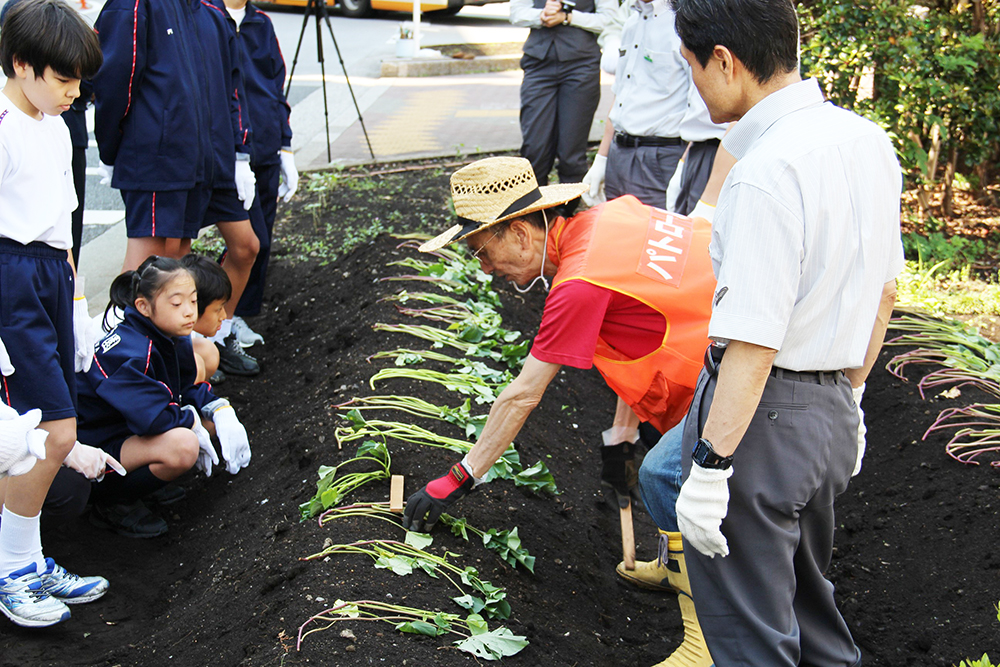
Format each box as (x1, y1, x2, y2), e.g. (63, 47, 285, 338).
(402, 461, 476, 532)
(600, 441, 642, 509)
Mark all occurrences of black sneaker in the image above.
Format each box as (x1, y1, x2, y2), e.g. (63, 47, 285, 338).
(145, 483, 186, 507)
(90, 500, 169, 539)
(216, 334, 260, 377)
(208, 369, 226, 384)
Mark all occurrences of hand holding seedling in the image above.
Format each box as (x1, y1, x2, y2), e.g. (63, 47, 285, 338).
(403, 461, 476, 532)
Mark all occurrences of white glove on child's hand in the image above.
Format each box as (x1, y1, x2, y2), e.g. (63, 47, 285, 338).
(63, 441, 125, 482)
(689, 199, 716, 223)
(182, 405, 218, 477)
(234, 158, 257, 210)
(852, 383, 867, 476)
(277, 149, 299, 203)
(204, 399, 250, 474)
(0, 334, 13, 376)
(0, 408, 47, 478)
(73, 287, 99, 373)
(97, 162, 114, 186)
(581, 154, 607, 208)
(665, 157, 685, 212)
(676, 462, 733, 558)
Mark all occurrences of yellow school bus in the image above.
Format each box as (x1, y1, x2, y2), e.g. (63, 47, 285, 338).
(265, 0, 505, 19)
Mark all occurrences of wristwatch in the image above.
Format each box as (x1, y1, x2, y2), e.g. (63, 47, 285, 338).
(562, 9, 571, 24)
(691, 437, 734, 470)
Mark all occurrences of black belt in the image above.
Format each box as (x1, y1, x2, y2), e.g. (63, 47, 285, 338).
(702, 344, 841, 385)
(614, 132, 682, 148)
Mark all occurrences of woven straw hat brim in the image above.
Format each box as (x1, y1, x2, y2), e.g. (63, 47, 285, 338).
(419, 181, 589, 253)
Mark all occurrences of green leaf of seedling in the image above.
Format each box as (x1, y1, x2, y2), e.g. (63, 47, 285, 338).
(396, 620, 445, 636)
(465, 613, 489, 635)
(356, 439, 387, 460)
(333, 600, 360, 618)
(404, 531, 434, 550)
(444, 515, 470, 541)
(345, 409, 367, 428)
(454, 624, 528, 660)
(394, 352, 425, 366)
(452, 594, 486, 614)
(375, 554, 414, 576)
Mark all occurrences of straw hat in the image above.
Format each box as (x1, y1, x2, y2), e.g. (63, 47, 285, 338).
(419, 157, 589, 253)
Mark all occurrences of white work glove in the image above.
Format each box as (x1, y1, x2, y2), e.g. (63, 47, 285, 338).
(676, 462, 733, 558)
(234, 157, 257, 210)
(277, 149, 299, 203)
(581, 154, 607, 208)
(203, 398, 250, 474)
(689, 199, 716, 223)
(63, 441, 125, 482)
(852, 383, 867, 477)
(182, 405, 218, 477)
(0, 407, 47, 478)
(97, 161, 114, 186)
(0, 334, 13, 376)
(665, 157, 684, 212)
(600, 36, 621, 75)
(73, 282, 99, 373)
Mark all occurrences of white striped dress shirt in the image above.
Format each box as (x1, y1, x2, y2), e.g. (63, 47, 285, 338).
(709, 78, 904, 371)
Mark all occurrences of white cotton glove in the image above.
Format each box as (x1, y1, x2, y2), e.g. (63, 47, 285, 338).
(676, 463, 733, 558)
(852, 383, 867, 477)
(581, 154, 607, 207)
(0, 334, 13, 376)
(203, 398, 250, 474)
(73, 284, 99, 373)
(665, 157, 685, 212)
(600, 36, 621, 75)
(0, 408, 47, 478)
(182, 405, 218, 477)
(63, 441, 125, 482)
(277, 149, 299, 203)
(97, 161, 114, 186)
(689, 199, 716, 224)
(234, 157, 257, 210)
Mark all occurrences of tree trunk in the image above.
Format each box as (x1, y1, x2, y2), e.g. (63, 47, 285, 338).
(943, 144, 958, 218)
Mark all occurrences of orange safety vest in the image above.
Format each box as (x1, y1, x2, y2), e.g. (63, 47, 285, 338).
(548, 195, 715, 433)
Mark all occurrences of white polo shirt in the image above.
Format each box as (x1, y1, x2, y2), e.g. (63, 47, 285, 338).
(0, 92, 76, 250)
(709, 78, 904, 372)
(608, 0, 689, 138)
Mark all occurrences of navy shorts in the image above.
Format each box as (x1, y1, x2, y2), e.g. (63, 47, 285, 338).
(122, 189, 188, 239)
(204, 188, 248, 227)
(0, 239, 77, 421)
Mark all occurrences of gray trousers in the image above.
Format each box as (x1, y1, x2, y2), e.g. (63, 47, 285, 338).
(519, 52, 601, 185)
(681, 356, 862, 667)
(671, 139, 720, 216)
(605, 141, 685, 208)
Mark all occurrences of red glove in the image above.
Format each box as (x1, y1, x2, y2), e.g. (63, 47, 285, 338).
(402, 461, 475, 532)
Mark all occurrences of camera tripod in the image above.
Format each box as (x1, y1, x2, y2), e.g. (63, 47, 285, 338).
(285, 0, 375, 162)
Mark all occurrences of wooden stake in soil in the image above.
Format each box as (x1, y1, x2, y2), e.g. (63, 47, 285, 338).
(390, 475, 405, 514)
(620, 502, 636, 570)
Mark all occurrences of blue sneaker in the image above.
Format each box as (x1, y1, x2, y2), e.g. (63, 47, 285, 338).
(37, 558, 109, 605)
(0, 563, 71, 627)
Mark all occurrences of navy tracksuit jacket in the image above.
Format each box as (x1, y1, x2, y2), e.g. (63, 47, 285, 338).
(196, 0, 253, 188)
(93, 0, 212, 191)
(212, 0, 292, 168)
(77, 308, 218, 451)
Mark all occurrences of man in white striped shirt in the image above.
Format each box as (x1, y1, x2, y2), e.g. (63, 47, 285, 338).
(669, 0, 903, 665)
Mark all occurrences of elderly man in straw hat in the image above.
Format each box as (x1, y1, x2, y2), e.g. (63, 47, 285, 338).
(403, 155, 719, 666)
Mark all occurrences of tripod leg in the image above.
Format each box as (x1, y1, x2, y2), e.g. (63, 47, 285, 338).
(314, 3, 332, 163)
(321, 10, 376, 161)
(285, 0, 316, 98)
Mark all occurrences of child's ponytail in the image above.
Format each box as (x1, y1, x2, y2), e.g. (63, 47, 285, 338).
(102, 256, 189, 332)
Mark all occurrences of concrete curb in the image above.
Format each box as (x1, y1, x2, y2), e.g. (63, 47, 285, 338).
(381, 52, 521, 77)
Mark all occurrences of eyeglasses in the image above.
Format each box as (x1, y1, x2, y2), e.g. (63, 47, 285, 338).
(469, 227, 503, 262)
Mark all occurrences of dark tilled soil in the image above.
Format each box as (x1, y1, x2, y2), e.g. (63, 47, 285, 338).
(3, 164, 998, 667)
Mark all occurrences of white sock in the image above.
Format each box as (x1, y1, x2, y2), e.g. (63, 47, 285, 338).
(0, 507, 44, 576)
(210, 319, 233, 345)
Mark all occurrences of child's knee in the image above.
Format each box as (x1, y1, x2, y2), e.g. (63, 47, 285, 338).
(230, 235, 260, 265)
(163, 429, 200, 470)
(40, 421, 77, 462)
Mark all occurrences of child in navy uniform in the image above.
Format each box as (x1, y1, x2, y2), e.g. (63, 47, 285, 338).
(180, 253, 232, 382)
(216, 0, 297, 350)
(80, 257, 252, 537)
(0, 0, 109, 629)
(93, 0, 214, 271)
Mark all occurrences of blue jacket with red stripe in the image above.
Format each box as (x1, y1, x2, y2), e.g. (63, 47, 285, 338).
(77, 307, 218, 451)
(94, 0, 214, 191)
(196, 0, 252, 188)
(211, 0, 291, 168)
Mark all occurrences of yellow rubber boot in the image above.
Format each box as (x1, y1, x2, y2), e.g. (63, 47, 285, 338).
(616, 558, 679, 593)
(651, 530, 714, 667)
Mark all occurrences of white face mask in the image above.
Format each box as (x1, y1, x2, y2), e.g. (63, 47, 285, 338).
(512, 210, 550, 294)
